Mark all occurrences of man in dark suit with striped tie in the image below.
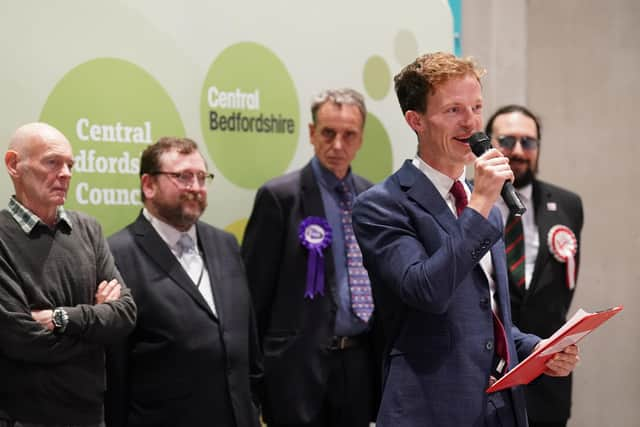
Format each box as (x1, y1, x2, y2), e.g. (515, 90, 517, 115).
(486, 105, 584, 427)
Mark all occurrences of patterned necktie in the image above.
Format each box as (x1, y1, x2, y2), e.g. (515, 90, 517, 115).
(450, 180, 510, 372)
(505, 214, 525, 288)
(449, 180, 468, 217)
(176, 233, 204, 287)
(337, 182, 374, 323)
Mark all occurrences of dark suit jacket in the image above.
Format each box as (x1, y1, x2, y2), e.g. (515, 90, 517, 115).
(241, 162, 375, 424)
(509, 179, 583, 422)
(352, 160, 539, 427)
(105, 213, 261, 427)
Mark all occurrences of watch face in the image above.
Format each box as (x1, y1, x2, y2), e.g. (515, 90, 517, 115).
(53, 310, 62, 327)
(53, 308, 68, 330)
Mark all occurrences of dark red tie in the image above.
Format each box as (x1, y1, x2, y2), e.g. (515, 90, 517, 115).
(449, 180, 468, 216)
(450, 180, 510, 374)
(492, 311, 510, 375)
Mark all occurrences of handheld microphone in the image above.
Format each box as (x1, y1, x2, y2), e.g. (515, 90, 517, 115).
(468, 132, 526, 216)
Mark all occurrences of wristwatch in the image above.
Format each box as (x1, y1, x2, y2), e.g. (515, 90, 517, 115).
(52, 307, 69, 334)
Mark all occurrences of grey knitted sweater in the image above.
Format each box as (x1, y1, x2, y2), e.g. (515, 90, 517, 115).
(0, 209, 136, 425)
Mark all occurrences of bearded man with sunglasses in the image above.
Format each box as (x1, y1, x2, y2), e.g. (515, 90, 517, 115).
(486, 105, 584, 427)
(105, 137, 261, 427)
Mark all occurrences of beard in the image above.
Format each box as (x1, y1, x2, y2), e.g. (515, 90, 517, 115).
(513, 168, 535, 188)
(153, 192, 207, 230)
(509, 157, 537, 189)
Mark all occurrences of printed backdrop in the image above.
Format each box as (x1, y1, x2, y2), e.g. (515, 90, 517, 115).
(0, 1, 454, 239)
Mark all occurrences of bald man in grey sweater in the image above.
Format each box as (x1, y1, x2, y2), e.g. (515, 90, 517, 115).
(0, 123, 136, 427)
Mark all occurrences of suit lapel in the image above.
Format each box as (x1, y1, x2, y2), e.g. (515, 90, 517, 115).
(397, 162, 517, 334)
(398, 160, 459, 235)
(300, 163, 326, 217)
(197, 223, 224, 323)
(398, 160, 496, 300)
(528, 180, 554, 294)
(489, 210, 515, 321)
(353, 174, 370, 195)
(131, 214, 216, 320)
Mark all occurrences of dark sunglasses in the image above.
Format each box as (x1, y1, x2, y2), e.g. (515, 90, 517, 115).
(496, 135, 539, 151)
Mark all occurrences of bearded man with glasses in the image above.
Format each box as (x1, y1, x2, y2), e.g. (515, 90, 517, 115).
(485, 105, 584, 427)
(105, 137, 262, 427)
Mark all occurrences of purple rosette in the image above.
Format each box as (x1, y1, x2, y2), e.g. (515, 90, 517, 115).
(298, 216, 332, 299)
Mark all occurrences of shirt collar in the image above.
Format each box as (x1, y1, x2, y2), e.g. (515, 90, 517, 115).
(516, 182, 533, 203)
(142, 208, 197, 251)
(7, 196, 72, 234)
(311, 156, 355, 193)
(495, 182, 534, 225)
(411, 155, 468, 200)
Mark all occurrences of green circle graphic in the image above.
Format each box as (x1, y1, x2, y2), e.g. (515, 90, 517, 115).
(352, 112, 393, 183)
(363, 55, 391, 101)
(225, 217, 248, 245)
(200, 42, 299, 189)
(40, 58, 185, 236)
(394, 30, 419, 65)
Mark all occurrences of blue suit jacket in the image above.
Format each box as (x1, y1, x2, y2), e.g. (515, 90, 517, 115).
(352, 160, 539, 427)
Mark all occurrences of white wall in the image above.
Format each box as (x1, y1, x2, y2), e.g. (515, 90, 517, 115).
(464, 1, 640, 425)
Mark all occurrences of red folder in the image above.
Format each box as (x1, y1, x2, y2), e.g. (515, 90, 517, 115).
(486, 306, 623, 393)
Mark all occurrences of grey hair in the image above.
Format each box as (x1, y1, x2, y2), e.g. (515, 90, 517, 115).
(310, 88, 367, 127)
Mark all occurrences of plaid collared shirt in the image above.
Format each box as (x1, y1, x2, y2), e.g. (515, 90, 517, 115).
(7, 196, 73, 234)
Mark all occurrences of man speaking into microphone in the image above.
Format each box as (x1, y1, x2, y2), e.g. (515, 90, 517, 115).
(351, 52, 579, 426)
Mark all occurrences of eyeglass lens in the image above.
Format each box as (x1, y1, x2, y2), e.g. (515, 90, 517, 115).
(497, 135, 538, 150)
(177, 172, 213, 186)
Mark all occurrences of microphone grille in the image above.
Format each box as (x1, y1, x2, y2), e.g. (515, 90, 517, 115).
(468, 132, 492, 157)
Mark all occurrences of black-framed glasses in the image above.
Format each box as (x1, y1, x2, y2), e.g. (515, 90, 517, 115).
(152, 171, 215, 187)
(496, 135, 539, 151)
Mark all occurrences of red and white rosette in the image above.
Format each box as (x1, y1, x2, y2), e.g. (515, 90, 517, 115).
(547, 225, 578, 290)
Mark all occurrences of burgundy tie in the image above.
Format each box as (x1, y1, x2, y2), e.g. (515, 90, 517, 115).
(449, 180, 510, 373)
(492, 311, 510, 375)
(450, 180, 468, 216)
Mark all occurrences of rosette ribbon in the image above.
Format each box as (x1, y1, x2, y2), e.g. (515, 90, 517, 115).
(299, 216, 332, 299)
(547, 224, 578, 290)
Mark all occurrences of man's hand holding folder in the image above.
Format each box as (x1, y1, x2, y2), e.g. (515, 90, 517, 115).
(487, 306, 623, 393)
(538, 342, 580, 377)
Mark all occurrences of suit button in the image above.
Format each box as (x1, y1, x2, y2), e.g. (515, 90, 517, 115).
(482, 239, 491, 246)
(479, 297, 490, 308)
(485, 341, 494, 351)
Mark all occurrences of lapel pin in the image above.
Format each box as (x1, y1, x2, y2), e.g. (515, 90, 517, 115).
(546, 202, 557, 211)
